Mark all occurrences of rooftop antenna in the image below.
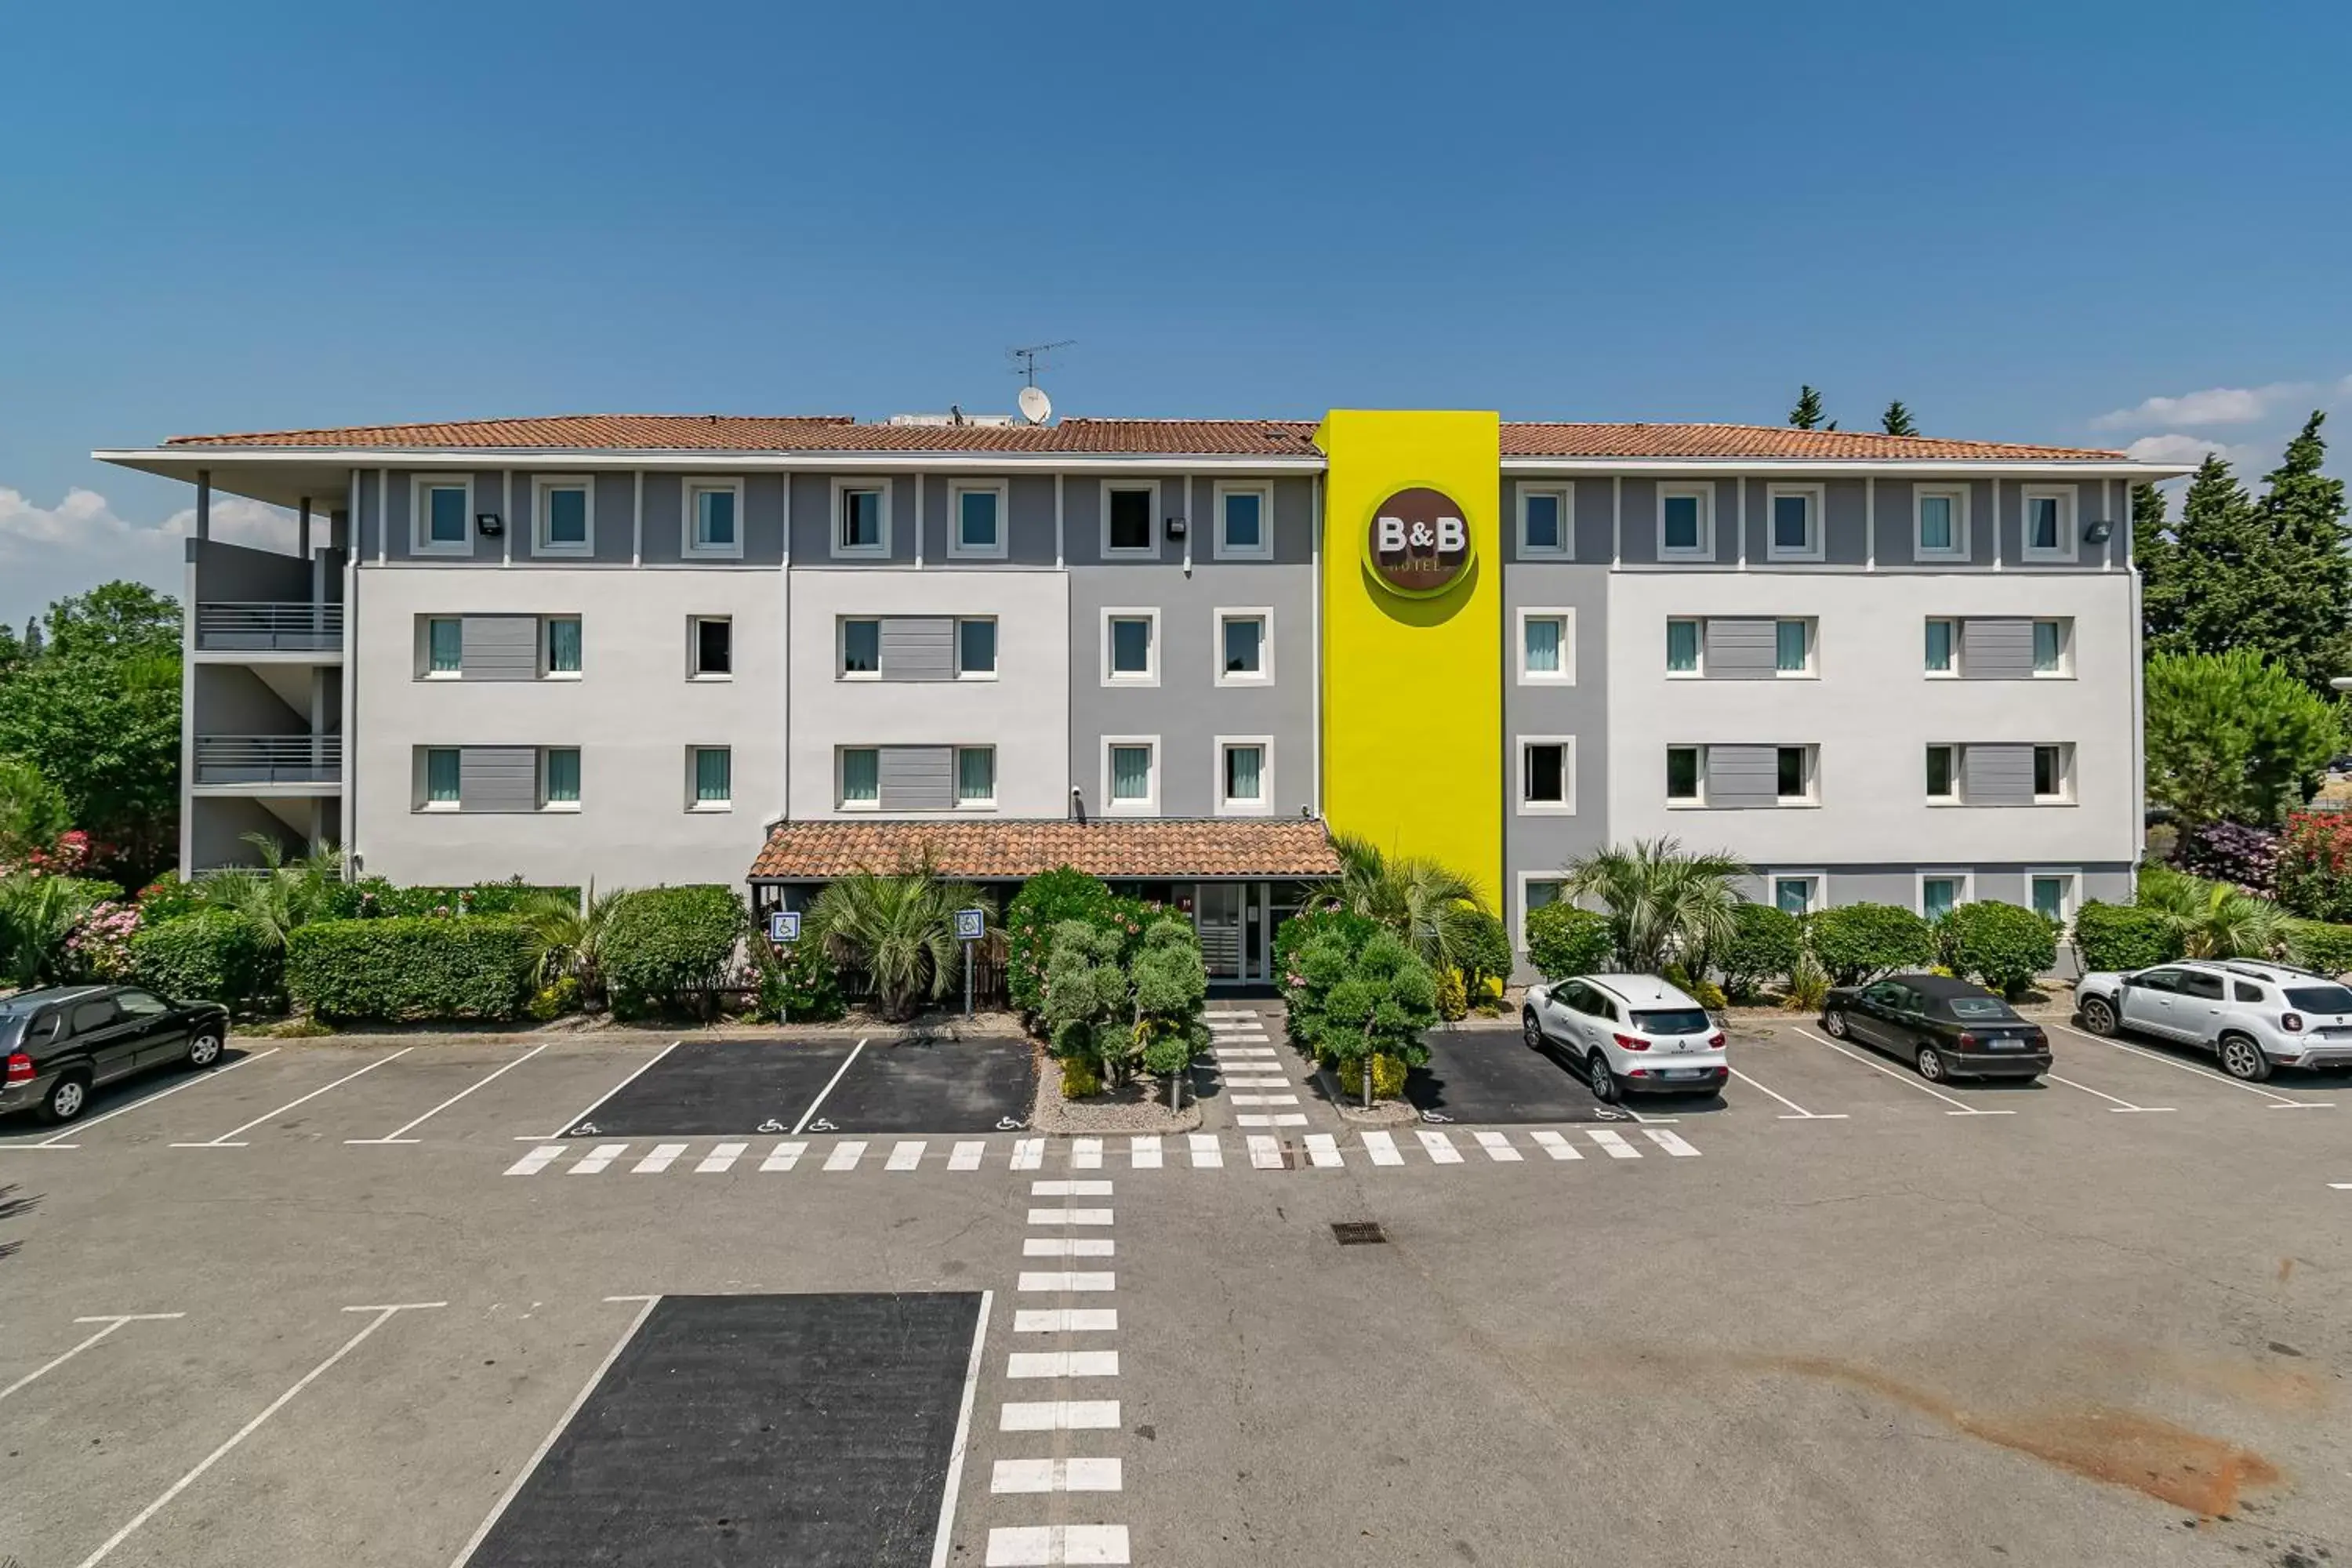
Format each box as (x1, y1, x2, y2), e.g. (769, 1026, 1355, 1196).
(1009, 339, 1075, 388)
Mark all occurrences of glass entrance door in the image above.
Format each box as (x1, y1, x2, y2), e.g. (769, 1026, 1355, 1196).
(1196, 883, 1244, 980)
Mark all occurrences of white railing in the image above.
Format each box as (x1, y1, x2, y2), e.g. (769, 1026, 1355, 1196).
(194, 735, 343, 786)
(194, 601, 343, 652)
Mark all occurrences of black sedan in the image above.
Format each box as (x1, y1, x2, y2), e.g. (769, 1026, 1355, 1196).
(0, 985, 230, 1124)
(1819, 973, 2050, 1083)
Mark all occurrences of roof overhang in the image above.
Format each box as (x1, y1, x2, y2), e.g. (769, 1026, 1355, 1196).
(1501, 456, 2193, 479)
(747, 817, 1344, 884)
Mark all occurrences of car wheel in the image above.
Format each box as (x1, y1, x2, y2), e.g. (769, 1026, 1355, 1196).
(2079, 996, 2118, 1036)
(2217, 1034, 2273, 1083)
(1915, 1046, 1948, 1083)
(1586, 1049, 1622, 1103)
(1521, 1010, 1544, 1051)
(38, 1073, 91, 1125)
(1822, 1009, 1850, 1039)
(187, 1032, 223, 1069)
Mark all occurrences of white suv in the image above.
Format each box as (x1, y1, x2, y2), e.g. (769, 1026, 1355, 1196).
(2072, 959, 2352, 1080)
(1522, 974, 1727, 1102)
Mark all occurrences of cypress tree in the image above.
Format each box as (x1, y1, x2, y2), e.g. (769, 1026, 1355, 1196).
(1880, 401, 1918, 437)
(21, 618, 42, 659)
(2133, 482, 2180, 647)
(1788, 386, 1828, 430)
(2250, 412, 2352, 693)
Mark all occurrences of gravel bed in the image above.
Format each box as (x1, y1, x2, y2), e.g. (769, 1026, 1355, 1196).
(1029, 1048, 1205, 1135)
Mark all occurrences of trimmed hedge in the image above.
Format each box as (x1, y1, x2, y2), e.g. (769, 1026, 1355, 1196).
(286, 916, 538, 1022)
(1523, 903, 1613, 981)
(1716, 902, 1803, 999)
(601, 886, 747, 1014)
(129, 909, 279, 1011)
(1273, 905, 1378, 986)
(337, 877, 582, 921)
(2290, 920, 2352, 977)
(2071, 901, 2179, 974)
(1935, 900, 2059, 996)
(1806, 902, 1934, 985)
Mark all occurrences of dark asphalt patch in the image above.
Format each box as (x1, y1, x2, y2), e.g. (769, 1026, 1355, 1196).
(1403, 1032, 1711, 1123)
(467, 1292, 982, 1568)
(560, 1040, 858, 1137)
(812, 1037, 1035, 1134)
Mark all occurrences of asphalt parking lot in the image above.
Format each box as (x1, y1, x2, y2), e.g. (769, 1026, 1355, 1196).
(553, 1035, 1036, 1138)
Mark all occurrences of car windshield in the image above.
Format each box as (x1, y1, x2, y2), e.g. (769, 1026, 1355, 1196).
(1945, 997, 2016, 1021)
(1631, 1007, 1711, 1036)
(2285, 985, 2352, 1014)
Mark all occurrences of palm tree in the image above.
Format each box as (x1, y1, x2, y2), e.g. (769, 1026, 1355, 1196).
(2136, 865, 2297, 961)
(202, 834, 345, 949)
(811, 858, 996, 1021)
(513, 883, 629, 1006)
(1563, 837, 1748, 975)
(1329, 832, 1493, 974)
(0, 873, 98, 988)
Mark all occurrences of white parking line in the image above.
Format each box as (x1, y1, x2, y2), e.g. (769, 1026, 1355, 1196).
(789, 1038, 869, 1135)
(1013, 1308, 1118, 1332)
(0, 1313, 184, 1404)
(347, 1044, 550, 1144)
(1363, 1130, 1404, 1165)
(2332, 1182, 2352, 1190)
(695, 1142, 749, 1173)
(1129, 1135, 1162, 1168)
(2048, 1021, 2335, 1109)
(2044, 1073, 2175, 1113)
(1018, 1272, 1116, 1293)
(1188, 1133, 1222, 1168)
(991, 1457, 1123, 1494)
(1528, 1130, 1582, 1160)
(1473, 1131, 1522, 1163)
(632, 1142, 688, 1174)
(1007, 1351, 1120, 1378)
(985, 1524, 1131, 1566)
(822, 1140, 869, 1171)
(7, 1048, 281, 1149)
(926, 1290, 993, 1568)
(1793, 1028, 2014, 1115)
(760, 1140, 808, 1172)
(520, 1040, 678, 1139)
(887, 1140, 927, 1171)
(1726, 1065, 1849, 1121)
(76, 1302, 443, 1568)
(951, 1141, 987, 1171)
(171, 1048, 415, 1147)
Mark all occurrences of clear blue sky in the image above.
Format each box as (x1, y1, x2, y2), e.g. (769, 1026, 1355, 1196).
(4, 0, 2347, 622)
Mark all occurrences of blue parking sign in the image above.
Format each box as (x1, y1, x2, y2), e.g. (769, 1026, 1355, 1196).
(955, 907, 986, 942)
(768, 909, 801, 944)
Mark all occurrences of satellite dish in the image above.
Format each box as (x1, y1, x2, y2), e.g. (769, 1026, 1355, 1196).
(1018, 384, 1053, 426)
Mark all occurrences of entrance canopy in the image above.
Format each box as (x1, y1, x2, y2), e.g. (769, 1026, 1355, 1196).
(747, 817, 1341, 884)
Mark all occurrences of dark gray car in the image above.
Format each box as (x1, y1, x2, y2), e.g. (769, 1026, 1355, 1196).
(0, 985, 230, 1123)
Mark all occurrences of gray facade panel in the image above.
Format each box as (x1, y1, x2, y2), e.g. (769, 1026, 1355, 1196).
(641, 474, 684, 564)
(745, 473, 786, 564)
(1065, 477, 1177, 568)
(878, 745, 954, 811)
(1576, 478, 1613, 561)
(1740, 864, 2132, 914)
(1824, 478, 1869, 566)
(1706, 744, 1779, 808)
(1504, 562, 1609, 922)
(1617, 477, 1740, 565)
(596, 472, 637, 563)
(1704, 617, 1777, 679)
(1878, 477, 1997, 568)
(1961, 618, 2036, 679)
(192, 663, 309, 735)
(459, 615, 538, 681)
(1009, 474, 1059, 566)
(879, 617, 956, 681)
(1964, 743, 2035, 805)
(786, 474, 917, 566)
(191, 539, 314, 601)
(459, 746, 538, 812)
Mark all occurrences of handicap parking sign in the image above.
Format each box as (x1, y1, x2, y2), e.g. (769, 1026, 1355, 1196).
(767, 909, 801, 943)
(955, 907, 986, 942)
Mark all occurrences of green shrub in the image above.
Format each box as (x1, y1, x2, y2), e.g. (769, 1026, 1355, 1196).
(2071, 901, 2180, 973)
(1524, 903, 1613, 981)
(286, 916, 538, 1022)
(601, 886, 746, 1015)
(1454, 909, 1514, 1003)
(528, 977, 583, 1021)
(1806, 902, 1934, 985)
(1434, 968, 1468, 1021)
(2288, 920, 2352, 977)
(757, 936, 847, 1023)
(342, 877, 583, 921)
(1005, 867, 1154, 1018)
(1274, 905, 1379, 986)
(129, 909, 280, 1011)
(1058, 1054, 1102, 1098)
(136, 875, 208, 927)
(1935, 900, 2059, 996)
(1360, 1051, 1410, 1098)
(1291, 927, 1439, 1098)
(1716, 902, 1803, 1000)
(1782, 954, 1829, 1011)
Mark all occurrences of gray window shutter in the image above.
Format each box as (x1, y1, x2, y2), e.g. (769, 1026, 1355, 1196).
(877, 746, 954, 809)
(1962, 743, 2035, 804)
(1704, 744, 1779, 807)
(1702, 618, 1777, 679)
(460, 615, 539, 680)
(459, 746, 538, 812)
(879, 617, 955, 681)
(1960, 619, 2034, 679)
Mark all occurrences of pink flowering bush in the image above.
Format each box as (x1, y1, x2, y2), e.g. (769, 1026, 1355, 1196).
(65, 899, 140, 980)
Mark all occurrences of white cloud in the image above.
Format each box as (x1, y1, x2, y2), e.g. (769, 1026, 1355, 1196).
(2091, 382, 2323, 430)
(0, 485, 295, 626)
(2122, 433, 2264, 468)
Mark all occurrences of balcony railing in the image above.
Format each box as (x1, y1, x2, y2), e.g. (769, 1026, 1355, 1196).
(194, 735, 343, 786)
(194, 601, 343, 652)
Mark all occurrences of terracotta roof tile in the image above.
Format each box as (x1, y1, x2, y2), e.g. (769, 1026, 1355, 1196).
(1498, 422, 2123, 461)
(747, 818, 1343, 881)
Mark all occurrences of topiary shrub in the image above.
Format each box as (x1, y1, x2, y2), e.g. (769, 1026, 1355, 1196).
(601, 886, 747, 1016)
(2071, 901, 2180, 973)
(129, 909, 280, 1012)
(1007, 867, 1123, 1017)
(286, 916, 538, 1022)
(1935, 900, 2059, 996)
(1716, 902, 1803, 1000)
(1274, 905, 1379, 988)
(1524, 903, 1613, 982)
(1806, 902, 1934, 985)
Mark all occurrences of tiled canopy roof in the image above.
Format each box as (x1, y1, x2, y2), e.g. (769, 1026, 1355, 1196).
(158, 414, 2125, 462)
(747, 818, 1344, 882)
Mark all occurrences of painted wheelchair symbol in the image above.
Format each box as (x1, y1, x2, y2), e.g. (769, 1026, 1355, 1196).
(757, 1119, 787, 1134)
(808, 1117, 839, 1134)
(568, 1122, 599, 1137)
(996, 1116, 1027, 1132)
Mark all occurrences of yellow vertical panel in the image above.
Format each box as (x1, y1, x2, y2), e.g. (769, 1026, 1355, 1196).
(1316, 409, 1501, 903)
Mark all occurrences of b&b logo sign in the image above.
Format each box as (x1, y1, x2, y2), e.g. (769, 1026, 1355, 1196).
(1367, 486, 1471, 597)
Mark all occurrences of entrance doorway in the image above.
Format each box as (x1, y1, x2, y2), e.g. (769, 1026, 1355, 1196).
(1193, 881, 1266, 983)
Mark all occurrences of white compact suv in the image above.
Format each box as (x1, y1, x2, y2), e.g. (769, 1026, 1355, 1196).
(1522, 973, 1728, 1102)
(2072, 959, 2352, 1080)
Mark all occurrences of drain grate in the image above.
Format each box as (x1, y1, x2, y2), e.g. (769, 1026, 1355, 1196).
(1330, 1221, 1386, 1246)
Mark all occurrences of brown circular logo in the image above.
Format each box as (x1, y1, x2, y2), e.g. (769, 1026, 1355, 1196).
(1366, 486, 1472, 596)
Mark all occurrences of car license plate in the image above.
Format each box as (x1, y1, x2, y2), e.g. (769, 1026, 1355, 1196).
(1987, 1038, 2025, 1050)
(1663, 1068, 1709, 1080)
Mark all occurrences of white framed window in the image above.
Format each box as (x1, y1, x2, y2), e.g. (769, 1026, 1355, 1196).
(831, 480, 887, 559)
(539, 747, 582, 811)
(1517, 608, 1574, 684)
(534, 475, 593, 557)
(419, 746, 461, 810)
(2028, 869, 2080, 927)
(1924, 617, 1957, 676)
(1666, 745, 1704, 805)
(1926, 744, 1961, 802)
(956, 746, 996, 808)
(684, 478, 744, 560)
(838, 746, 880, 810)
(1518, 874, 1566, 952)
(839, 618, 880, 679)
(543, 616, 583, 678)
(2032, 618, 2072, 677)
(1519, 488, 1570, 557)
(1214, 608, 1272, 686)
(1518, 737, 1576, 815)
(2034, 742, 2074, 803)
(1776, 745, 1817, 804)
(690, 616, 733, 679)
(1770, 873, 1823, 916)
(1915, 487, 1969, 561)
(1102, 608, 1159, 685)
(1918, 870, 1973, 922)
(1213, 482, 1272, 561)
(956, 618, 997, 679)
(1765, 484, 1824, 563)
(1657, 486, 1713, 560)
(1215, 737, 1272, 814)
(1102, 736, 1159, 814)
(2022, 487, 2077, 562)
(411, 474, 473, 557)
(688, 746, 732, 810)
(1666, 617, 1702, 676)
(1774, 618, 1815, 677)
(1102, 481, 1159, 557)
(421, 616, 463, 678)
(948, 481, 1007, 561)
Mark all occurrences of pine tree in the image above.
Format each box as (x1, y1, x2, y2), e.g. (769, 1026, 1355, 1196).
(1880, 401, 1918, 437)
(1788, 386, 1828, 430)
(22, 618, 42, 659)
(2132, 482, 2180, 646)
(2250, 412, 2352, 693)
(2143, 456, 2260, 666)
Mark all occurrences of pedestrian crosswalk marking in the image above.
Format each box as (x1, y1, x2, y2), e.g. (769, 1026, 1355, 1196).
(951, 1140, 986, 1171)
(1587, 1128, 1639, 1160)
(760, 1139, 806, 1171)
(1304, 1133, 1342, 1167)
(695, 1141, 746, 1174)
(1416, 1129, 1464, 1164)
(570, 1142, 626, 1174)
(1530, 1130, 1581, 1161)
(822, 1140, 868, 1171)
(1473, 1131, 1522, 1163)
(1129, 1135, 1162, 1169)
(1246, 1134, 1283, 1170)
(1072, 1138, 1104, 1169)
(886, 1139, 926, 1171)
(1189, 1133, 1222, 1169)
(1641, 1127, 1701, 1157)
(1363, 1131, 1403, 1166)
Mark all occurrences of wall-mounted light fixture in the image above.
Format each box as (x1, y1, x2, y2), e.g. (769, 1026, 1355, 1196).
(2084, 518, 2114, 546)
